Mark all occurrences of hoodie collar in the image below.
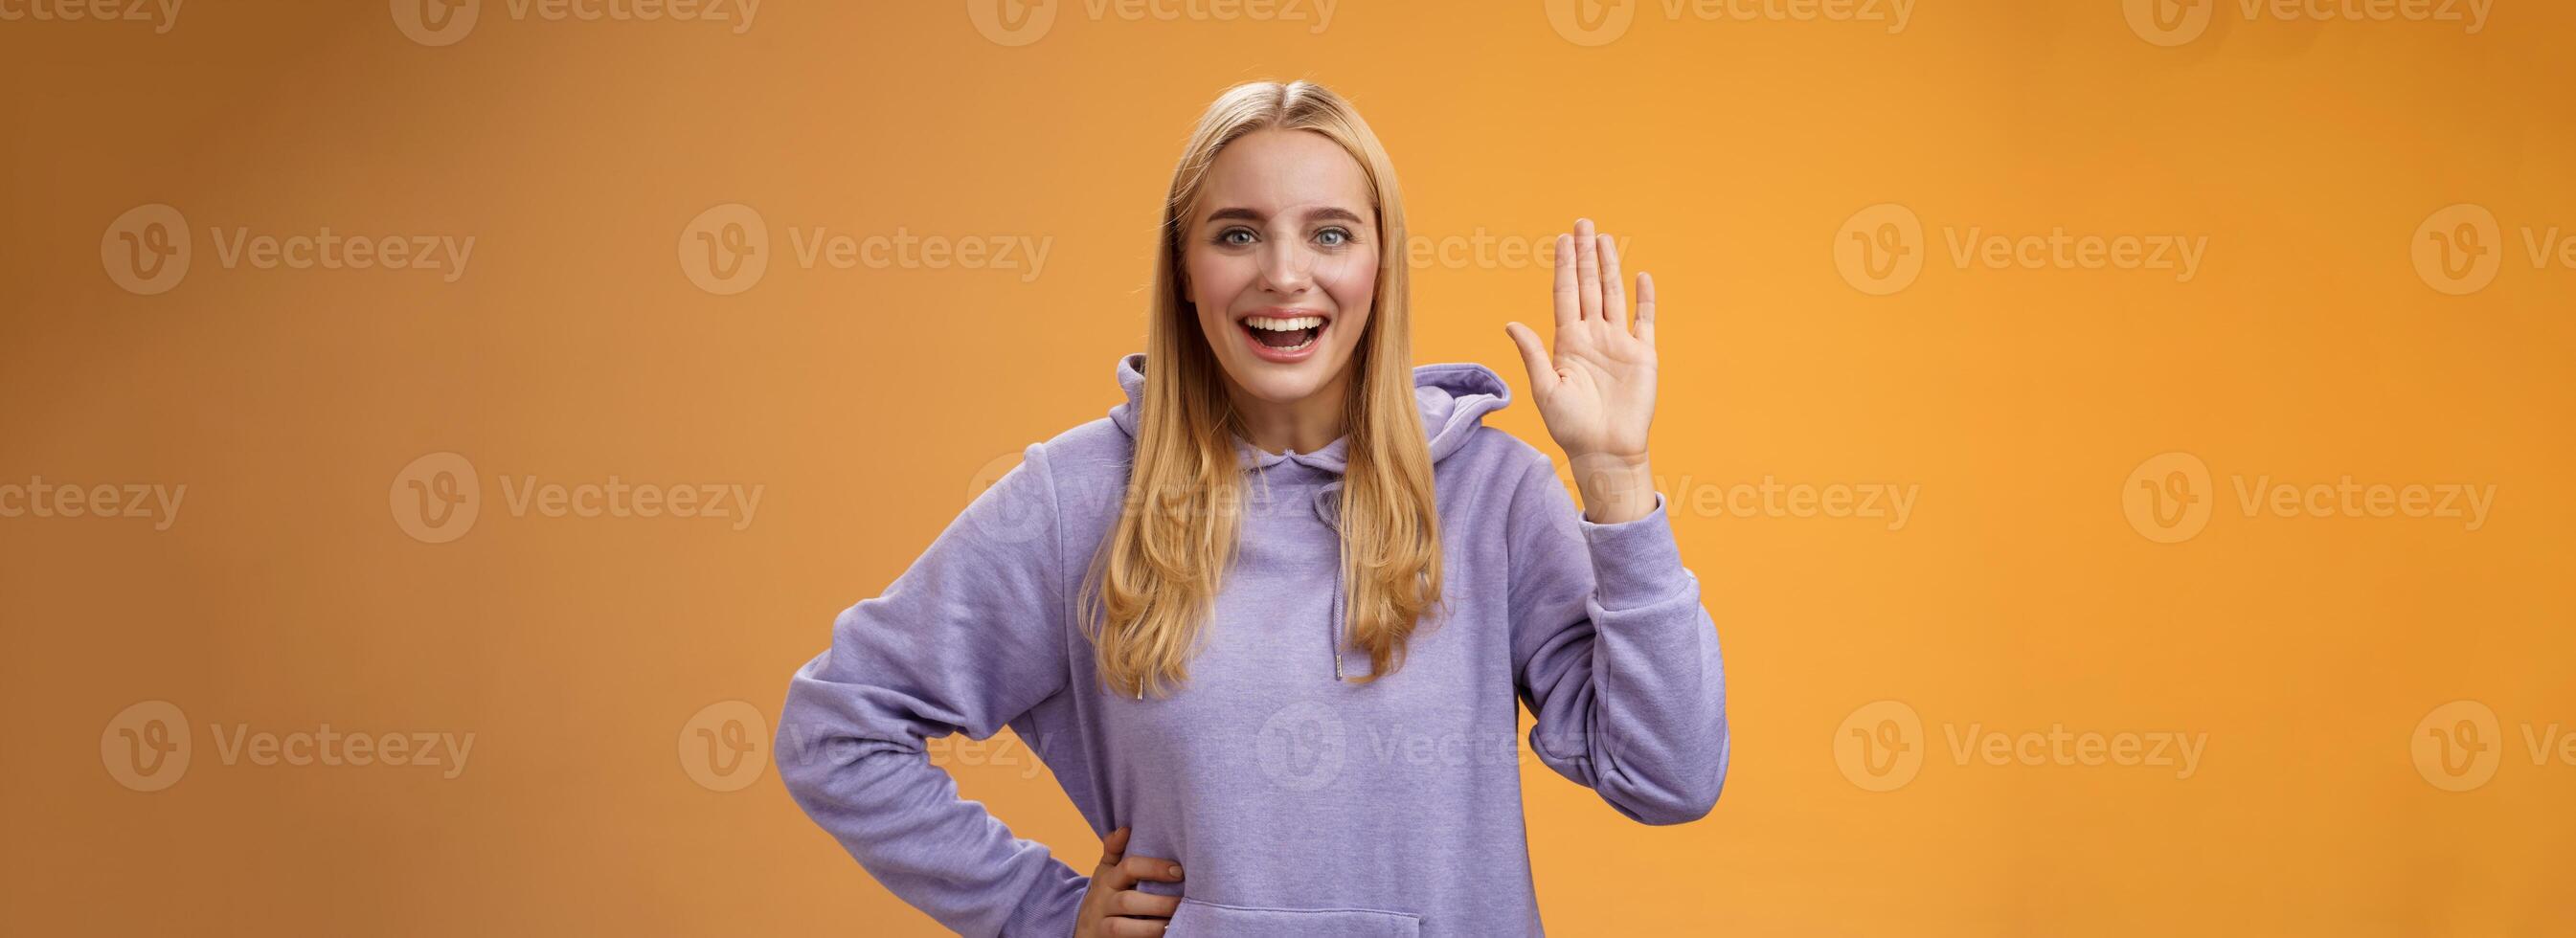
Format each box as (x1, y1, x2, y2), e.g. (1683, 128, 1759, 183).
(1107, 351, 1510, 476)
(1108, 351, 1508, 684)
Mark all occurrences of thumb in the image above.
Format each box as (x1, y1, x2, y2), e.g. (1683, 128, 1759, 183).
(1096, 826, 1130, 870)
(1504, 323, 1554, 393)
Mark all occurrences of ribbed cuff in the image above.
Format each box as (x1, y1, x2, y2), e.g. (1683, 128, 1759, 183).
(1577, 490, 1692, 610)
(1005, 869, 1089, 938)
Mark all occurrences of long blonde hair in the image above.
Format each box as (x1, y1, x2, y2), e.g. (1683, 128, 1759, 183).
(1080, 79, 1443, 699)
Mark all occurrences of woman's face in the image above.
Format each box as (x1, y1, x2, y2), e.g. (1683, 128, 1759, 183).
(1184, 127, 1379, 410)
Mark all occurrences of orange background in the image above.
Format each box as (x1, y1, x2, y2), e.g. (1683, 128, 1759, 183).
(5, 1, 2572, 934)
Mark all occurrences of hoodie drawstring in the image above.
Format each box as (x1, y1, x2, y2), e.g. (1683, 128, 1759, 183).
(1172, 453, 1344, 693)
(1110, 354, 1514, 697)
(1314, 480, 1346, 681)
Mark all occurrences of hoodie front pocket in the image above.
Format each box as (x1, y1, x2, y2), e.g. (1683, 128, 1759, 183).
(1165, 897, 1422, 937)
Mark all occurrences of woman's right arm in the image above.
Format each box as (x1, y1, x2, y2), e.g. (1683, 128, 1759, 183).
(774, 441, 1094, 936)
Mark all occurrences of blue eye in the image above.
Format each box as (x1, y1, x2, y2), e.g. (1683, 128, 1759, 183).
(1216, 228, 1255, 246)
(1317, 227, 1352, 246)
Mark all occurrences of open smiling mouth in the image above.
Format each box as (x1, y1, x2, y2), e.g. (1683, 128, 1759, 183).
(1240, 312, 1326, 354)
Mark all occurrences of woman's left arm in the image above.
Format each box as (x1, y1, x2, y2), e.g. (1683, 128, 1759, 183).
(1502, 219, 1729, 824)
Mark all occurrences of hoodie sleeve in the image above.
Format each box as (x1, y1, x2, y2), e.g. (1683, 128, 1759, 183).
(774, 441, 1090, 937)
(1505, 452, 1730, 825)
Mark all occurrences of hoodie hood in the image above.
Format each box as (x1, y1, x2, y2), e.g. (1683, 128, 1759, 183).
(1103, 350, 1513, 686)
(1106, 351, 1511, 476)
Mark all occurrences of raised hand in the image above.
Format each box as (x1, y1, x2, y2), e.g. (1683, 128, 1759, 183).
(1503, 218, 1661, 524)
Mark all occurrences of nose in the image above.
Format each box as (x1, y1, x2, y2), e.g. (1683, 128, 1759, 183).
(1254, 239, 1315, 295)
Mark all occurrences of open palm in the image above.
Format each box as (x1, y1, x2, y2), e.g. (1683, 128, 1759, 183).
(1504, 218, 1658, 463)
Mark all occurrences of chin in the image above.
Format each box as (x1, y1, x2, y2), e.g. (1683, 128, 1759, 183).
(1225, 365, 1337, 404)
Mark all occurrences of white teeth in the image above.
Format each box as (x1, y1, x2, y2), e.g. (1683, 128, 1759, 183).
(1244, 315, 1323, 331)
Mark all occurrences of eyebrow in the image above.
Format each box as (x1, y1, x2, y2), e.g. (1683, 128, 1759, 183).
(1203, 206, 1368, 226)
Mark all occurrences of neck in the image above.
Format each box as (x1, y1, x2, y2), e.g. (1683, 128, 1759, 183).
(1228, 365, 1354, 456)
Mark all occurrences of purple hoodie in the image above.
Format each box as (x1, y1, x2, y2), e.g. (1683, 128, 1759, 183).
(777, 352, 1729, 937)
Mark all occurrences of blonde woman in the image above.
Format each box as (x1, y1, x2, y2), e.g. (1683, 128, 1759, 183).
(777, 79, 1729, 937)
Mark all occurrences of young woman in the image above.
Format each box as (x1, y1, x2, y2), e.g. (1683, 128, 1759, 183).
(776, 79, 1729, 937)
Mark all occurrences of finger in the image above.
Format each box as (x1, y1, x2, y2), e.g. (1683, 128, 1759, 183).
(1096, 827, 1130, 869)
(1119, 855, 1186, 883)
(1104, 916, 1169, 938)
(1635, 272, 1656, 345)
(1551, 234, 1577, 326)
(1504, 323, 1556, 395)
(1574, 217, 1601, 321)
(1115, 888, 1184, 918)
(1597, 233, 1627, 333)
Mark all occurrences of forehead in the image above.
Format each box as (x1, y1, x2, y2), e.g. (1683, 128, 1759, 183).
(1197, 128, 1373, 219)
